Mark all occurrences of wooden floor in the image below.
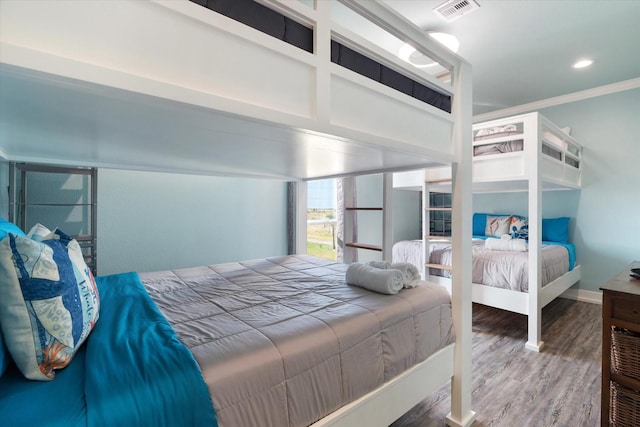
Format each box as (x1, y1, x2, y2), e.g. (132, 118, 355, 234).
(392, 298, 602, 427)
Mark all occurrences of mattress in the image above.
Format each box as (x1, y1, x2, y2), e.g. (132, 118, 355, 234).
(139, 254, 454, 427)
(393, 239, 571, 292)
(473, 139, 524, 156)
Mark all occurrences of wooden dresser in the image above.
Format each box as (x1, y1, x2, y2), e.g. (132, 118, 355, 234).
(601, 261, 640, 426)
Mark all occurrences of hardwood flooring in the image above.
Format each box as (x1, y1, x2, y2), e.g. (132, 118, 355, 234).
(392, 298, 602, 427)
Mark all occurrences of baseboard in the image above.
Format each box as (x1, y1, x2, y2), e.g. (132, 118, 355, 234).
(559, 288, 602, 305)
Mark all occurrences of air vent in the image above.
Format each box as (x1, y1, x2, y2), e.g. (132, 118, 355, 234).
(434, 0, 480, 22)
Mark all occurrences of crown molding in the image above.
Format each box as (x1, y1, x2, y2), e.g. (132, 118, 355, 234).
(473, 77, 640, 123)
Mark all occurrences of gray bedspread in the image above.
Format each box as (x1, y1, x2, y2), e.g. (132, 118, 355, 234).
(393, 239, 570, 292)
(429, 239, 569, 292)
(139, 255, 454, 427)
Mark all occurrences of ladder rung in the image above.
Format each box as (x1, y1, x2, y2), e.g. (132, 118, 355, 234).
(345, 243, 383, 252)
(426, 263, 452, 271)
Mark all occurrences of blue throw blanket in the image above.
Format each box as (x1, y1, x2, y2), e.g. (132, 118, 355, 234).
(0, 272, 217, 427)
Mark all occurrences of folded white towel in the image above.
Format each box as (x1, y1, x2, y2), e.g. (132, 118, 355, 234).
(346, 262, 404, 295)
(500, 234, 512, 240)
(485, 237, 527, 252)
(366, 261, 421, 288)
(367, 260, 391, 269)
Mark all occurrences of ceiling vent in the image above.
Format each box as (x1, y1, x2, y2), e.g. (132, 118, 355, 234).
(433, 0, 480, 22)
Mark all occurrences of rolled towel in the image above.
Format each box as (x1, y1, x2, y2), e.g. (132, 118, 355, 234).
(389, 262, 421, 288)
(346, 262, 404, 295)
(367, 260, 391, 269)
(366, 261, 421, 288)
(485, 237, 527, 252)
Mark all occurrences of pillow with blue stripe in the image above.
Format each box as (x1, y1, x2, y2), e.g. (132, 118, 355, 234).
(0, 225, 100, 381)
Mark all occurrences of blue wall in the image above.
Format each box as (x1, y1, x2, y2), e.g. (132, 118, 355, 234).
(474, 88, 640, 292)
(98, 169, 288, 275)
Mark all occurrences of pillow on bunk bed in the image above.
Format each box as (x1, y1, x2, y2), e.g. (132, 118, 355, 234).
(485, 215, 512, 237)
(509, 216, 529, 240)
(0, 217, 25, 241)
(0, 225, 100, 381)
(26, 222, 54, 242)
(542, 217, 570, 243)
(0, 218, 24, 379)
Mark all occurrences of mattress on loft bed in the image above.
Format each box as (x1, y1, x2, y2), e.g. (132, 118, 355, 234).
(139, 254, 454, 427)
(393, 239, 572, 292)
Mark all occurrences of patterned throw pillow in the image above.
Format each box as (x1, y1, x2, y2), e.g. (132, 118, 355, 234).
(509, 216, 529, 240)
(0, 227, 100, 381)
(485, 215, 511, 237)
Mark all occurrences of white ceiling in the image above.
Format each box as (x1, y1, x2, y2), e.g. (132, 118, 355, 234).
(377, 0, 640, 115)
(1, 0, 638, 179)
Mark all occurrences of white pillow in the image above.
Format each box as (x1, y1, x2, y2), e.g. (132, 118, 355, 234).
(485, 215, 511, 237)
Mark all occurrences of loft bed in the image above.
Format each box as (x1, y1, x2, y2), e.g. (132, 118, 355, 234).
(0, 1, 475, 426)
(393, 112, 583, 352)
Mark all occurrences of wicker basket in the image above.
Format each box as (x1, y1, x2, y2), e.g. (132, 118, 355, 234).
(611, 382, 640, 427)
(612, 328, 640, 381)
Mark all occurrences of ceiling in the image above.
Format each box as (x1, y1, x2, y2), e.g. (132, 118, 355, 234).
(373, 0, 640, 116)
(1, 0, 638, 179)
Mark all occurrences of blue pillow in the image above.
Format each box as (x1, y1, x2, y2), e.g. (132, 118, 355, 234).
(472, 213, 487, 236)
(542, 217, 570, 243)
(0, 217, 25, 240)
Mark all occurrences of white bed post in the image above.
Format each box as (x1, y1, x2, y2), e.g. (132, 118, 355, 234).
(446, 61, 476, 427)
(292, 181, 308, 255)
(382, 173, 393, 261)
(526, 114, 544, 352)
(421, 175, 430, 280)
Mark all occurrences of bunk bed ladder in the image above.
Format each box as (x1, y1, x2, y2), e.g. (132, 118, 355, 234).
(342, 174, 393, 263)
(423, 173, 453, 280)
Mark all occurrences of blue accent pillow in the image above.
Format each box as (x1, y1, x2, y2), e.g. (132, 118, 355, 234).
(542, 217, 570, 243)
(0, 217, 25, 240)
(0, 227, 100, 380)
(472, 213, 488, 236)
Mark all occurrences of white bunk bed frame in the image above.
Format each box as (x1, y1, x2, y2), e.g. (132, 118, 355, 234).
(0, 1, 475, 426)
(395, 111, 583, 352)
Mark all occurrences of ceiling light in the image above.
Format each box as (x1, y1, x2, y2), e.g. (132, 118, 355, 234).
(573, 59, 594, 69)
(398, 33, 460, 69)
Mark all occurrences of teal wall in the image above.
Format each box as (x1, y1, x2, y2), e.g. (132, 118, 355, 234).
(474, 88, 640, 292)
(393, 188, 421, 242)
(98, 169, 288, 275)
(538, 88, 639, 291)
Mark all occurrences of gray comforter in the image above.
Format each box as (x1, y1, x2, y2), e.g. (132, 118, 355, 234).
(430, 239, 569, 291)
(140, 255, 454, 427)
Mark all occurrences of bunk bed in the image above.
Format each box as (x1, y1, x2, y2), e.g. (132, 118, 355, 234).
(393, 112, 583, 352)
(0, 1, 475, 426)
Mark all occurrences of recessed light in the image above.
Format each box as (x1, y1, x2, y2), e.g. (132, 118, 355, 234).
(573, 59, 594, 69)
